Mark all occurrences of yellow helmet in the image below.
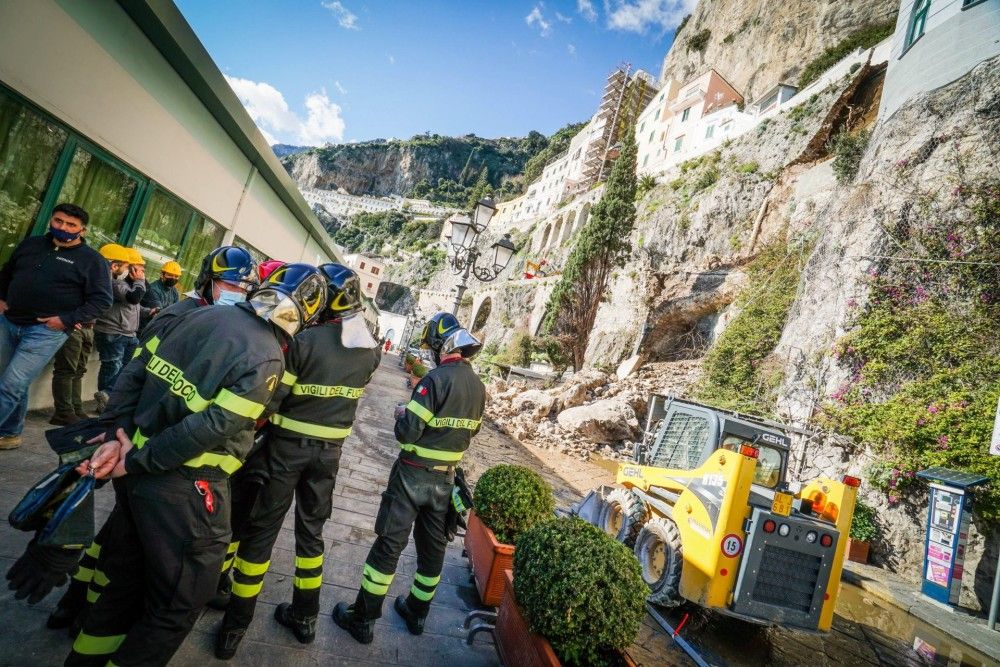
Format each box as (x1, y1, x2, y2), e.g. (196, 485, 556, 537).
(98, 243, 131, 263)
(162, 260, 182, 277)
(125, 248, 145, 266)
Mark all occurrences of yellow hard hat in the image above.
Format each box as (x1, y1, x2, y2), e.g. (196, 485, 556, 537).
(162, 260, 182, 277)
(98, 243, 131, 263)
(126, 248, 145, 266)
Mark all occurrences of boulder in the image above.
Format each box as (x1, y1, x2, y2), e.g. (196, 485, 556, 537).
(556, 397, 640, 444)
(513, 389, 558, 418)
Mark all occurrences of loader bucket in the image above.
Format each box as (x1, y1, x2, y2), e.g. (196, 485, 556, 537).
(571, 486, 615, 526)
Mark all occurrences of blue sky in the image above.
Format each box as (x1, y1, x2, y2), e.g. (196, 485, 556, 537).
(175, 0, 694, 145)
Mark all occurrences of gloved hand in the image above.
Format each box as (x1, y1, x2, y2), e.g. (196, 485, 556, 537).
(6, 537, 82, 604)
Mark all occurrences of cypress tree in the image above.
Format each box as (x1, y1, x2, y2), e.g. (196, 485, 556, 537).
(543, 129, 638, 371)
(467, 166, 490, 209)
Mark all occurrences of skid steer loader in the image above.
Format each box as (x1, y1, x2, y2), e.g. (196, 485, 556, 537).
(574, 396, 858, 632)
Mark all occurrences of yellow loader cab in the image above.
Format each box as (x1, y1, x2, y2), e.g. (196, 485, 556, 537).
(574, 396, 858, 632)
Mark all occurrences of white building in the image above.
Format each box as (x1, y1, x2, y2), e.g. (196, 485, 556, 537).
(880, 0, 1000, 118)
(343, 252, 386, 299)
(302, 188, 459, 221)
(636, 79, 682, 177)
(0, 0, 350, 410)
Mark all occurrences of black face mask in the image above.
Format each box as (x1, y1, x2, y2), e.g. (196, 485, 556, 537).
(162, 278, 179, 287)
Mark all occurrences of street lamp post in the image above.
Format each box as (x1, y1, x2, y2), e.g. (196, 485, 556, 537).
(446, 195, 516, 315)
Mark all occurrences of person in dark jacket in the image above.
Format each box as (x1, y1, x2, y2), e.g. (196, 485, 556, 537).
(44, 245, 260, 632)
(0, 203, 112, 450)
(63, 266, 326, 667)
(138, 260, 181, 332)
(93, 246, 146, 412)
(215, 264, 381, 659)
(333, 312, 485, 644)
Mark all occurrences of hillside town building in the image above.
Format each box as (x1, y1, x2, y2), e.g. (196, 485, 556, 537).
(343, 252, 386, 299)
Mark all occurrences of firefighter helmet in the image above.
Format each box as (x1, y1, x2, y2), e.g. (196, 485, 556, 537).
(318, 263, 363, 318)
(194, 246, 258, 297)
(249, 263, 327, 337)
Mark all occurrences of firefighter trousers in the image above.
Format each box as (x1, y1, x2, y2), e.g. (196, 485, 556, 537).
(64, 471, 230, 667)
(355, 458, 453, 620)
(222, 435, 343, 630)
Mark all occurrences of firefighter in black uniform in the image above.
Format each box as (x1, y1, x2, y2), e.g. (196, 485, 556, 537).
(63, 265, 326, 667)
(333, 311, 485, 644)
(46, 245, 260, 631)
(215, 264, 381, 659)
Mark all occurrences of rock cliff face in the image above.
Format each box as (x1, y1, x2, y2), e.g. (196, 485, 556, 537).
(282, 134, 545, 197)
(660, 0, 897, 101)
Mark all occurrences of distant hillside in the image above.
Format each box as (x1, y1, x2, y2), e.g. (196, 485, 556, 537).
(280, 126, 581, 205)
(271, 143, 309, 158)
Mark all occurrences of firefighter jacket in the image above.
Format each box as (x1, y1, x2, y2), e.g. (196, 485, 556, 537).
(134, 296, 202, 357)
(395, 358, 486, 466)
(104, 302, 286, 477)
(268, 320, 382, 443)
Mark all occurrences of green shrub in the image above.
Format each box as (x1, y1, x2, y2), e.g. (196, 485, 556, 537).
(498, 331, 535, 367)
(514, 518, 647, 666)
(473, 465, 555, 544)
(830, 129, 870, 184)
(850, 499, 879, 542)
(691, 166, 719, 193)
(736, 161, 759, 175)
(636, 174, 658, 199)
(798, 20, 897, 88)
(686, 28, 711, 53)
(411, 362, 429, 378)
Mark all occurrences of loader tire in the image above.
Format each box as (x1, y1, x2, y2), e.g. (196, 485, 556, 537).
(600, 488, 648, 547)
(634, 517, 683, 607)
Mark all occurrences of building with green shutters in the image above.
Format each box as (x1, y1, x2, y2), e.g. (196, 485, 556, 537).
(0, 0, 344, 409)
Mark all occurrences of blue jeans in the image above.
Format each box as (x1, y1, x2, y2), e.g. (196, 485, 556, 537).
(0, 315, 69, 436)
(94, 332, 139, 393)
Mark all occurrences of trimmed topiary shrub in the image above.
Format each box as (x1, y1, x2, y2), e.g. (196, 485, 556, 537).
(850, 499, 879, 542)
(473, 465, 555, 544)
(514, 518, 647, 666)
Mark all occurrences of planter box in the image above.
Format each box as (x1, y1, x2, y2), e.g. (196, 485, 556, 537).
(494, 571, 637, 667)
(495, 571, 561, 667)
(847, 538, 870, 564)
(465, 511, 515, 607)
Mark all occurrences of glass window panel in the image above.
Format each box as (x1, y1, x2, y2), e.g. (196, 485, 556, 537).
(133, 189, 191, 277)
(55, 147, 138, 248)
(0, 93, 68, 265)
(650, 412, 710, 470)
(234, 236, 268, 265)
(177, 216, 225, 292)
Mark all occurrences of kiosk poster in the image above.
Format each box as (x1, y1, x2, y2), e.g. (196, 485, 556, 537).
(931, 490, 961, 533)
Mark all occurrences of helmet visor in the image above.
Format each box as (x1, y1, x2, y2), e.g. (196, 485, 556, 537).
(249, 289, 302, 337)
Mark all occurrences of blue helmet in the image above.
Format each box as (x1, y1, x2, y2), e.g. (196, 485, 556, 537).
(195, 246, 259, 300)
(249, 263, 327, 336)
(318, 263, 363, 318)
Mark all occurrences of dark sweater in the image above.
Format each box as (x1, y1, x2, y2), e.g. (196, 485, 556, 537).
(0, 234, 112, 328)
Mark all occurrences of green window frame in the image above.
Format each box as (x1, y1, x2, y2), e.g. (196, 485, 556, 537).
(906, 0, 931, 50)
(681, 107, 691, 122)
(0, 81, 231, 283)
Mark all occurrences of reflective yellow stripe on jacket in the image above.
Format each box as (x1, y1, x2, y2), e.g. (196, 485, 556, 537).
(270, 414, 352, 439)
(406, 400, 481, 429)
(291, 383, 365, 399)
(400, 443, 464, 463)
(133, 428, 243, 474)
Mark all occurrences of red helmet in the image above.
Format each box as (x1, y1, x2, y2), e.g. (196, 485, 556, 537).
(258, 260, 285, 282)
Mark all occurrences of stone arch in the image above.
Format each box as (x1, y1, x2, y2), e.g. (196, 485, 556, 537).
(550, 217, 563, 248)
(471, 296, 492, 332)
(576, 202, 590, 234)
(560, 210, 576, 244)
(538, 224, 551, 252)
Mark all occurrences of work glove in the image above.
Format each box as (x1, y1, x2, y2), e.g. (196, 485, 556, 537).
(446, 468, 474, 542)
(6, 537, 82, 604)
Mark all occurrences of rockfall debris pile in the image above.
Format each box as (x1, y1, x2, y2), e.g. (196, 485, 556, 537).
(485, 361, 702, 459)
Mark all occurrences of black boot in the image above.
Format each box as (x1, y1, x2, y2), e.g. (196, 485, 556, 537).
(214, 625, 246, 660)
(274, 603, 316, 644)
(394, 596, 426, 636)
(207, 572, 232, 610)
(47, 579, 88, 629)
(332, 602, 374, 644)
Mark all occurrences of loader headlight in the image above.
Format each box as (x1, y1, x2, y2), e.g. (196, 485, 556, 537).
(778, 523, 790, 537)
(806, 530, 817, 543)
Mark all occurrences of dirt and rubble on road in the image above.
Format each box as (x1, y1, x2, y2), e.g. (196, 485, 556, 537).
(483, 360, 702, 461)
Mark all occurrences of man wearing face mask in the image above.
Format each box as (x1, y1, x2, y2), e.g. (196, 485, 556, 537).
(92, 246, 146, 413)
(138, 261, 181, 333)
(62, 267, 326, 667)
(43, 245, 259, 631)
(0, 203, 112, 450)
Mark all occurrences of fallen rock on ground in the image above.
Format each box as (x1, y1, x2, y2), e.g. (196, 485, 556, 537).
(556, 397, 641, 444)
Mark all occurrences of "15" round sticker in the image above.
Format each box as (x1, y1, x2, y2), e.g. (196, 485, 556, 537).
(721, 533, 743, 557)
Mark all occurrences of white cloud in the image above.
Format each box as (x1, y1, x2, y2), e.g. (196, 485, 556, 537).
(387, 53, 396, 65)
(567, 43, 577, 56)
(225, 75, 345, 146)
(525, 5, 552, 37)
(334, 80, 348, 95)
(321, 1, 359, 30)
(555, 11, 572, 23)
(604, 0, 696, 34)
(577, 0, 597, 22)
